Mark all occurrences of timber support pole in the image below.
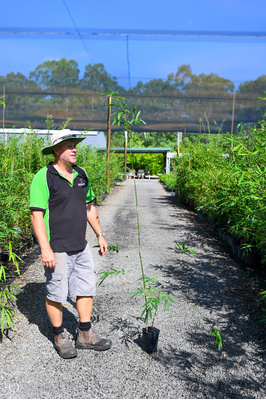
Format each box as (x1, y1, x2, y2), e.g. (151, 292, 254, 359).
(231, 92, 235, 135)
(231, 92, 235, 151)
(124, 131, 128, 180)
(3, 86, 5, 143)
(107, 95, 112, 190)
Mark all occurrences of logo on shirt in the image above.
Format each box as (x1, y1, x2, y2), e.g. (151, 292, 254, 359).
(78, 178, 86, 187)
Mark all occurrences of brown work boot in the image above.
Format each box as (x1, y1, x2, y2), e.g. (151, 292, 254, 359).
(54, 330, 77, 359)
(75, 327, 112, 351)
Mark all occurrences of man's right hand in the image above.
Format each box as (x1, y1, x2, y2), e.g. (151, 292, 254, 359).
(41, 247, 56, 269)
(31, 210, 56, 269)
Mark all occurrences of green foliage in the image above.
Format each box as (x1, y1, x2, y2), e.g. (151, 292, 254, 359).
(174, 121, 266, 263)
(109, 91, 146, 133)
(159, 173, 177, 190)
(81, 63, 124, 93)
(107, 91, 146, 177)
(130, 275, 175, 328)
(1, 60, 266, 133)
(76, 145, 121, 202)
(111, 131, 180, 152)
(133, 178, 175, 330)
(95, 243, 126, 286)
(259, 290, 266, 324)
(0, 134, 44, 248)
(127, 153, 164, 175)
(98, 267, 125, 287)
(211, 326, 223, 351)
(0, 243, 20, 333)
(29, 58, 80, 89)
(175, 241, 197, 256)
(97, 242, 176, 330)
(98, 95, 175, 331)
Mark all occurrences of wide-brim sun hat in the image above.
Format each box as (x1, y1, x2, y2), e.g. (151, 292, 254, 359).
(42, 129, 86, 155)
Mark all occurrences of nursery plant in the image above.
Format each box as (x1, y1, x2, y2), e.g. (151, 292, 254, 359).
(174, 120, 266, 264)
(129, 274, 175, 330)
(175, 241, 197, 256)
(0, 243, 21, 333)
(259, 290, 266, 324)
(132, 176, 175, 343)
(211, 326, 223, 351)
(97, 239, 176, 332)
(98, 93, 177, 352)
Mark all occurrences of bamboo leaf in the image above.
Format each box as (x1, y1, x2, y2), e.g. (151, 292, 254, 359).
(238, 173, 245, 185)
(1, 309, 5, 333)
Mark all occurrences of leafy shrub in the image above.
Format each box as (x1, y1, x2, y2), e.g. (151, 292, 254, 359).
(174, 122, 266, 262)
(76, 145, 122, 202)
(159, 173, 177, 190)
(126, 153, 164, 175)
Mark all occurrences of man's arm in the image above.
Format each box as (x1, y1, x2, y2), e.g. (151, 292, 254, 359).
(31, 210, 56, 269)
(86, 202, 108, 256)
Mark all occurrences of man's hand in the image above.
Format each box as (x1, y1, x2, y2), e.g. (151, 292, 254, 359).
(31, 210, 56, 268)
(41, 246, 56, 269)
(98, 235, 108, 256)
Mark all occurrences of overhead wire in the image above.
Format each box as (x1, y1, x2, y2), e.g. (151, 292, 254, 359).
(61, 0, 91, 60)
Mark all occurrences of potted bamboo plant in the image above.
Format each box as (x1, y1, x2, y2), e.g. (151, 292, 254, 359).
(131, 177, 175, 353)
(100, 93, 176, 352)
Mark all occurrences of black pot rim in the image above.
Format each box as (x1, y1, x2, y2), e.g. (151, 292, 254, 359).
(142, 326, 160, 334)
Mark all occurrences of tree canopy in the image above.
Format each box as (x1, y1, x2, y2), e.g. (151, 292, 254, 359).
(0, 59, 265, 132)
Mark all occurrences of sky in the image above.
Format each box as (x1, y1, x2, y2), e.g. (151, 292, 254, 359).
(1, 0, 266, 90)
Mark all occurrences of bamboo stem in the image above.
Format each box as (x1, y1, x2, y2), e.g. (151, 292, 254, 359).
(134, 178, 148, 330)
(106, 96, 112, 190)
(124, 131, 128, 180)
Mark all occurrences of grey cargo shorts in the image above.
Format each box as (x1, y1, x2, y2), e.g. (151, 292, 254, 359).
(44, 243, 96, 303)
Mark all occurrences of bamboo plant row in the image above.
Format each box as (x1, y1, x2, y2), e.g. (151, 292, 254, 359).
(172, 121, 266, 264)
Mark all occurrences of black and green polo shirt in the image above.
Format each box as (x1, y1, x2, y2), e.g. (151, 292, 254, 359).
(30, 162, 95, 253)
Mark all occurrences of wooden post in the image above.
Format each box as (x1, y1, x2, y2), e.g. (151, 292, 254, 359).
(176, 132, 179, 157)
(199, 120, 201, 143)
(124, 131, 128, 180)
(231, 92, 235, 136)
(106, 95, 112, 190)
(3, 85, 5, 142)
(231, 92, 235, 151)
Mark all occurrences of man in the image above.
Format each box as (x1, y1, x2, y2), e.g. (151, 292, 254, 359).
(30, 130, 112, 359)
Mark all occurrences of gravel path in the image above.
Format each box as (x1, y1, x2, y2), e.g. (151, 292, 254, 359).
(0, 179, 265, 399)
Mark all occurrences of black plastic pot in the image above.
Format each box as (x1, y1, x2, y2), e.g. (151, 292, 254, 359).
(142, 327, 160, 354)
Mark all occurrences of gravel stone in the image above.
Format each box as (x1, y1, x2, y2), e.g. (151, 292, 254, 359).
(0, 179, 265, 399)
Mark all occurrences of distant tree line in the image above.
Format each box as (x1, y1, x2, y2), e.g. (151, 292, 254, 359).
(0, 59, 265, 133)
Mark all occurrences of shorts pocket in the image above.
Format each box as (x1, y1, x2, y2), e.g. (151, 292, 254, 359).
(45, 268, 67, 302)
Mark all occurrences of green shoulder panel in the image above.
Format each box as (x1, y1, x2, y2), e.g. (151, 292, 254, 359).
(81, 168, 96, 203)
(30, 166, 50, 242)
(30, 166, 49, 210)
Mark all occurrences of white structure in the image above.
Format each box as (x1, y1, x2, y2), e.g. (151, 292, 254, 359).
(165, 152, 177, 174)
(0, 129, 106, 149)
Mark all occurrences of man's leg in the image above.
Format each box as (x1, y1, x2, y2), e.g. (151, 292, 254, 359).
(75, 295, 112, 351)
(76, 296, 93, 322)
(46, 298, 77, 359)
(73, 246, 112, 351)
(46, 298, 63, 326)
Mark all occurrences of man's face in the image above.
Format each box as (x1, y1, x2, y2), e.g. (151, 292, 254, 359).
(55, 140, 77, 164)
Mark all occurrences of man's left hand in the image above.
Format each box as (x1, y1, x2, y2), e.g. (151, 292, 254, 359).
(98, 236, 108, 256)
